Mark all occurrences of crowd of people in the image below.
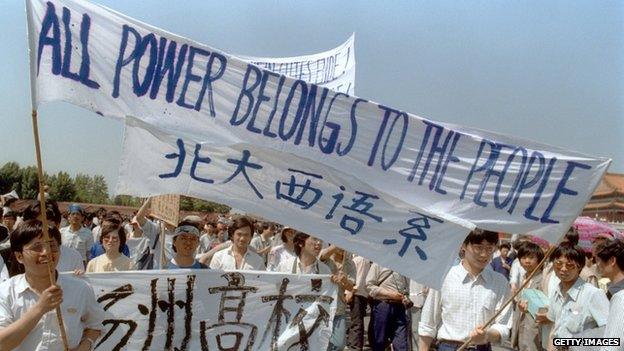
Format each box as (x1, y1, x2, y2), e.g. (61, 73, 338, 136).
(0, 197, 622, 350)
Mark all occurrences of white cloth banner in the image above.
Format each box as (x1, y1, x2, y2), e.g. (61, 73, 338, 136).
(237, 34, 355, 95)
(118, 117, 470, 288)
(83, 269, 337, 351)
(28, 0, 611, 242)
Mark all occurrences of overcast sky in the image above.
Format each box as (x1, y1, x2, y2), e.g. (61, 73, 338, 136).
(1, 0, 622, 194)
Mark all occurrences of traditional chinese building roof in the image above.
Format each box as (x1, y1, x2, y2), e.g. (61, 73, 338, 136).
(583, 172, 624, 224)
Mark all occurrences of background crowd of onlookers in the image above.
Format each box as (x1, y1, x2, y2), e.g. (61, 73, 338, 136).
(0, 196, 622, 350)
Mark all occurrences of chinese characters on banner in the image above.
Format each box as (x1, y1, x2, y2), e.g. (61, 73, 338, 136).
(83, 270, 337, 351)
(117, 117, 471, 289)
(150, 194, 180, 226)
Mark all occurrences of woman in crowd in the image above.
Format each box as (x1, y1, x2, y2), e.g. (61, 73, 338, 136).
(267, 226, 296, 271)
(86, 222, 135, 272)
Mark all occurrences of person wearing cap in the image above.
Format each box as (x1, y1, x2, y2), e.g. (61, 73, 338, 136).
(168, 221, 208, 269)
(59, 204, 94, 266)
(267, 226, 296, 271)
(210, 216, 265, 271)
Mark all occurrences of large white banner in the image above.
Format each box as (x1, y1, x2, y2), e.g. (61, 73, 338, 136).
(237, 34, 355, 95)
(27, 0, 611, 243)
(118, 117, 471, 289)
(84, 269, 337, 351)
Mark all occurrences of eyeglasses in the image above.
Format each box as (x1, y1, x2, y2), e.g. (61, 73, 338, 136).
(102, 235, 120, 242)
(24, 241, 60, 253)
(553, 260, 578, 270)
(469, 244, 497, 254)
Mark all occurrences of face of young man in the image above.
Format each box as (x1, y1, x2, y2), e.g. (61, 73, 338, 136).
(595, 256, 616, 280)
(462, 241, 496, 272)
(553, 256, 581, 284)
(520, 254, 539, 273)
(232, 226, 252, 251)
(15, 236, 60, 276)
(68, 212, 83, 226)
(500, 247, 509, 259)
(173, 233, 199, 257)
(302, 236, 323, 258)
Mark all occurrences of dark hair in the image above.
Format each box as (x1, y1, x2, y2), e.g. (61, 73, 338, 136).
(99, 222, 127, 253)
(563, 228, 579, 246)
(595, 239, 624, 271)
(227, 216, 253, 238)
(499, 242, 511, 250)
(551, 243, 585, 268)
(462, 229, 498, 246)
(2, 211, 17, 220)
(293, 231, 310, 257)
(10, 219, 61, 253)
(281, 227, 295, 243)
(21, 200, 62, 227)
(262, 222, 276, 232)
(517, 241, 545, 262)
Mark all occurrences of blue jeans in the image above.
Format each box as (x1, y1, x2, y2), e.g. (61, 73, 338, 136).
(328, 314, 347, 351)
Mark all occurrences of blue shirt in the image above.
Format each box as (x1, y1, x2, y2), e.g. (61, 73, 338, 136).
(490, 256, 513, 280)
(89, 243, 130, 260)
(167, 260, 208, 269)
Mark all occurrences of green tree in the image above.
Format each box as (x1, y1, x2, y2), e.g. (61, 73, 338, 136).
(49, 171, 76, 201)
(0, 162, 22, 194)
(73, 173, 92, 203)
(90, 175, 109, 204)
(20, 166, 41, 199)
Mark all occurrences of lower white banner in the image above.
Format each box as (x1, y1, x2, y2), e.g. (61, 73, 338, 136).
(116, 117, 472, 289)
(83, 269, 337, 350)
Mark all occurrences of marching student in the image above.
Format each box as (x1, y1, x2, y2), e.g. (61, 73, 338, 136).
(346, 254, 371, 351)
(86, 222, 135, 272)
(594, 239, 624, 350)
(0, 220, 104, 350)
(535, 243, 609, 349)
(59, 204, 94, 266)
(168, 221, 208, 269)
(210, 216, 265, 271)
(513, 241, 546, 351)
(267, 226, 297, 271)
(418, 229, 512, 351)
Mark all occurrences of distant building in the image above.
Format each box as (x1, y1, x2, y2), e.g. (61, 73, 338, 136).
(583, 172, 624, 231)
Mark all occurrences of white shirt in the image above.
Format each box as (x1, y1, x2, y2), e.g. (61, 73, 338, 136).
(125, 235, 151, 265)
(249, 235, 272, 261)
(0, 274, 105, 350)
(352, 255, 371, 297)
(59, 225, 94, 262)
(419, 263, 513, 342)
(0, 256, 8, 282)
(141, 220, 173, 269)
(547, 278, 609, 338)
(275, 256, 332, 275)
(602, 289, 624, 351)
(267, 244, 296, 271)
(209, 247, 265, 271)
(56, 245, 85, 272)
(509, 258, 526, 287)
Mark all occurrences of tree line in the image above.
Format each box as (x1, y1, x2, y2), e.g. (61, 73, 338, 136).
(0, 162, 229, 213)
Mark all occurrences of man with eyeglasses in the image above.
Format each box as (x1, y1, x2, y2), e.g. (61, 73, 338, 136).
(536, 243, 609, 350)
(419, 229, 512, 351)
(0, 219, 104, 350)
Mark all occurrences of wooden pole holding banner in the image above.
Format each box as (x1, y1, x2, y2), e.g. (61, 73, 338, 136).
(30, 110, 70, 351)
(456, 244, 557, 351)
(159, 221, 167, 269)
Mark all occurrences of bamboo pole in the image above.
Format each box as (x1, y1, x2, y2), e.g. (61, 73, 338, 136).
(30, 110, 70, 351)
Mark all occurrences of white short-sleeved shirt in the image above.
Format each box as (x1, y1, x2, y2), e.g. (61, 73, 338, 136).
(267, 244, 296, 271)
(56, 245, 85, 272)
(419, 263, 513, 342)
(60, 226, 94, 262)
(0, 274, 105, 350)
(0, 256, 8, 282)
(275, 256, 332, 275)
(603, 289, 624, 351)
(547, 278, 609, 338)
(209, 247, 265, 271)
